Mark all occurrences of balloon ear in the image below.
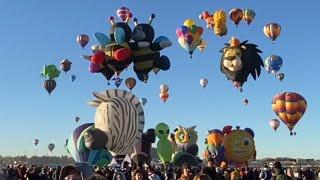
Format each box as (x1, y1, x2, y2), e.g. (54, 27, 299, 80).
(114, 27, 126, 45)
(156, 56, 170, 71)
(94, 32, 111, 46)
(173, 128, 178, 132)
(244, 128, 255, 137)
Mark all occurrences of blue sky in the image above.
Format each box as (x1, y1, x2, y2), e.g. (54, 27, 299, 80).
(0, 1, 319, 159)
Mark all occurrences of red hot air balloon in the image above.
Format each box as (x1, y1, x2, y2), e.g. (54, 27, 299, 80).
(229, 8, 243, 27)
(272, 92, 307, 135)
(116, 7, 133, 22)
(77, 34, 89, 48)
(43, 80, 57, 95)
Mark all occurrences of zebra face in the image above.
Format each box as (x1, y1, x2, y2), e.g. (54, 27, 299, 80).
(84, 129, 108, 150)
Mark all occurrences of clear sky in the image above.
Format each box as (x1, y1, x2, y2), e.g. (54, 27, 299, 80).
(0, 0, 319, 159)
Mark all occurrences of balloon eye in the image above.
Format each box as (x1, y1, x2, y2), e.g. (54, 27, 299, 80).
(235, 141, 240, 146)
(244, 140, 249, 145)
(159, 130, 164, 134)
(166, 130, 169, 133)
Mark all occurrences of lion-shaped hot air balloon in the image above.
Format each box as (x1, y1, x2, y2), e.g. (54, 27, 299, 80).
(220, 37, 264, 90)
(84, 89, 145, 164)
(272, 92, 307, 135)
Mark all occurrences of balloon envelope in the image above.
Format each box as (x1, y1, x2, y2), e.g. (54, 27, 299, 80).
(48, 143, 55, 152)
(272, 92, 307, 132)
(269, 119, 280, 131)
(125, 77, 136, 90)
(77, 34, 90, 48)
(200, 78, 208, 88)
(263, 23, 281, 42)
(264, 55, 283, 74)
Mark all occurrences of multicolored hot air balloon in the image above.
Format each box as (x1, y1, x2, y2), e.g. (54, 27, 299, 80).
(269, 119, 280, 132)
(77, 34, 90, 48)
(264, 55, 283, 74)
(243, 9, 255, 26)
(276, 73, 285, 81)
(66, 123, 112, 167)
(41, 65, 61, 95)
(263, 23, 281, 43)
(33, 139, 39, 146)
(125, 77, 136, 91)
(176, 19, 204, 58)
(48, 143, 55, 152)
(229, 8, 243, 27)
(60, 59, 72, 73)
(200, 78, 208, 88)
(272, 92, 307, 135)
(116, 7, 132, 22)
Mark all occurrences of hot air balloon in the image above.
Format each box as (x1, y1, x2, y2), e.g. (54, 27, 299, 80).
(264, 23, 281, 43)
(125, 77, 136, 91)
(48, 143, 55, 152)
(112, 77, 123, 88)
(33, 139, 39, 146)
(272, 92, 307, 135)
(176, 19, 204, 58)
(41, 65, 61, 95)
(160, 84, 169, 93)
(60, 59, 72, 73)
(197, 40, 207, 52)
(140, 98, 147, 106)
(200, 78, 208, 88)
(116, 7, 132, 22)
(66, 123, 112, 167)
(77, 34, 89, 48)
(242, 99, 249, 105)
(70, 74, 76, 82)
(160, 92, 169, 103)
(276, 73, 285, 81)
(229, 8, 243, 27)
(269, 119, 280, 132)
(243, 9, 255, 26)
(75, 116, 80, 123)
(85, 89, 145, 164)
(213, 10, 227, 37)
(264, 55, 283, 74)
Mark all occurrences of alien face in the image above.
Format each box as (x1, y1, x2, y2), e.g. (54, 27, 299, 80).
(155, 123, 170, 139)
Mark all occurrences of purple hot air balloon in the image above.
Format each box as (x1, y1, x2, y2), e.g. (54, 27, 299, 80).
(77, 34, 89, 48)
(89, 63, 100, 73)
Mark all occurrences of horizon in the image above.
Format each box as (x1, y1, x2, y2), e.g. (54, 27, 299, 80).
(0, 0, 319, 160)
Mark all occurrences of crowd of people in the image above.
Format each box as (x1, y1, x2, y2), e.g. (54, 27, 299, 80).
(1, 159, 320, 180)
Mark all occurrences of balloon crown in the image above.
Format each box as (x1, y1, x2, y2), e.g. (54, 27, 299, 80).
(229, 37, 240, 47)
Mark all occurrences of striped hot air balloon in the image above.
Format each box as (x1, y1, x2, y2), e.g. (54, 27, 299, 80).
(229, 8, 243, 27)
(116, 7, 132, 22)
(77, 34, 89, 48)
(263, 23, 281, 43)
(272, 92, 307, 135)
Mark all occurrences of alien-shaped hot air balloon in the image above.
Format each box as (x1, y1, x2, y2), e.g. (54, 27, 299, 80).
(176, 19, 204, 58)
(155, 123, 173, 164)
(41, 65, 61, 95)
(84, 89, 145, 164)
(220, 37, 263, 91)
(272, 92, 307, 135)
(264, 23, 281, 43)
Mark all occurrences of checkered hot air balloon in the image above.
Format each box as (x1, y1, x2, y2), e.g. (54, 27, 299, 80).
(272, 92, 307, 135)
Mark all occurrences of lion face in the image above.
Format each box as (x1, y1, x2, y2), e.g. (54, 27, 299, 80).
(222, 47, 243, 72)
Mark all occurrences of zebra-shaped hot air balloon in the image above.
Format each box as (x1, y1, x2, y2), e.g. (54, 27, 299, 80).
(84, 89, 145, 164)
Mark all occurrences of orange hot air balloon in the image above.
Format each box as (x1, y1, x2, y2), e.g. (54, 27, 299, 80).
(272, 92, 307, 135)
(207, 131, 224, 146)
(229, 8, 243, 27)
(263, 23, 281, 43)
(125, 77, 136, 91)
(160, 92, 169, 103)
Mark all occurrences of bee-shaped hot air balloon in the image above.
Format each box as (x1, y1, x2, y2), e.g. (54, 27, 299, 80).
(272, 92, 307, 135)
(130, 14, 172, 83)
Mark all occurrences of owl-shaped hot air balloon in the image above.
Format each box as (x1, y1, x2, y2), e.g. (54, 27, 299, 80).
(84, 89, 145, 164)
(272, 92, 307, 135)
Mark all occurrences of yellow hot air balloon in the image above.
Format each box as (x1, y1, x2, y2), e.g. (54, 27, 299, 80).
(263, 23, 281, 43)
(183, 19, 195, 27)
(272, 92, 307, 135)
